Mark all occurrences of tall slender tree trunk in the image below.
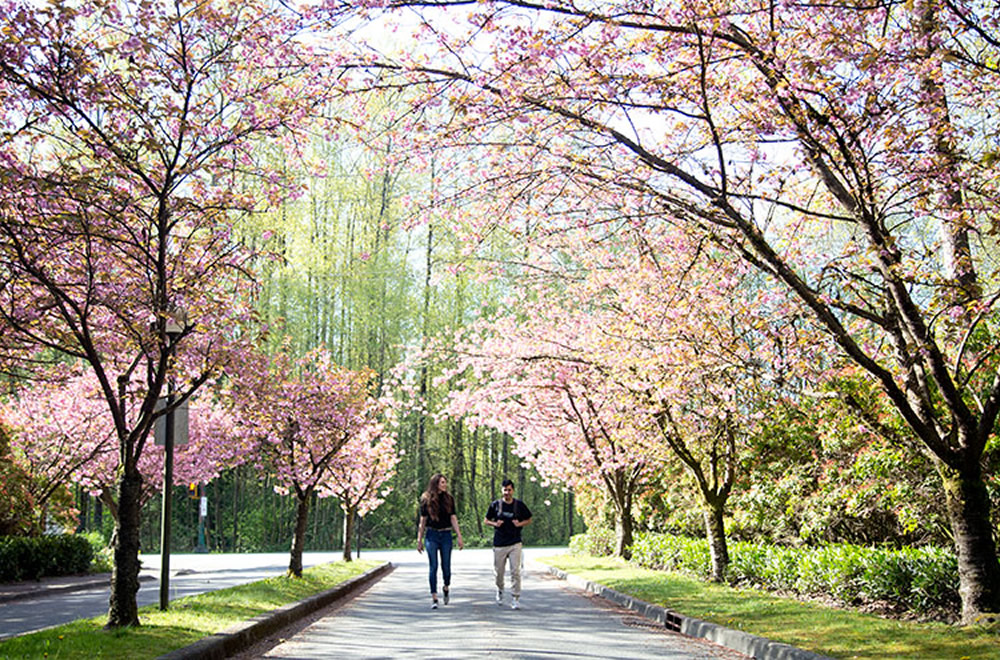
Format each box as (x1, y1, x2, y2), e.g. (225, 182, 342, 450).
(288, 490, 311, 578)
(232, 466, 240, 552)
(106, 465, 143, 628)
(450, 418, 465, 514)
(568, 492, 575, 537)
(94, 495, 103, 531)
(470, 427, 480, 534)
(489, 431, 497, 501)
(415, 219, 433, 491)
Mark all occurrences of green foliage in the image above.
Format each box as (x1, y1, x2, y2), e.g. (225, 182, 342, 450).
(630, 532, 712, 578)
(624, 531, 960, 617)
(540, 553, 999, 660)
(635, 469, 707, 539)
(569, 528, 616, 557)
(82, 531, 114, 573)
(0, 534, 93, 582)
(722, 391, 950, 548)
(0, 427, 37, 537)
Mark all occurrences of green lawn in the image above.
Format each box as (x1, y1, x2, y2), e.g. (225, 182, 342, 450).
(536, 554, 999, 660)
(0, 560, 380, 660)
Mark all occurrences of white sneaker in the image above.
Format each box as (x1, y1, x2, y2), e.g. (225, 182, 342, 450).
(431, 599, 438, 609)
(495, 590, 503, 606)
(511, 596, 520, 610)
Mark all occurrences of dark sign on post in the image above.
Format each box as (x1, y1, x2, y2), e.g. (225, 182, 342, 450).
(154, 398, 189, 446)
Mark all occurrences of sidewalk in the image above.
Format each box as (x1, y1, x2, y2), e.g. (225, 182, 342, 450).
(0, 573, 118, 604)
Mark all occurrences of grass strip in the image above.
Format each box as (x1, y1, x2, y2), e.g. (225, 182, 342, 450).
(0, 560, 380, 660)
(536, 554, 998, 660)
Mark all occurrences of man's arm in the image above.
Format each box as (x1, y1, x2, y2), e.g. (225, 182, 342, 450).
(513, 501, 532, 528)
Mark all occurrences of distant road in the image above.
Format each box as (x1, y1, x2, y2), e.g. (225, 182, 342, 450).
(0, 550, 369, 639)
(0, 548, 561, 640)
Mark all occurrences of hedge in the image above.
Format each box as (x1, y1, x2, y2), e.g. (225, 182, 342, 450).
(575, 530, 960, 615)
(0, 534, 94, 582)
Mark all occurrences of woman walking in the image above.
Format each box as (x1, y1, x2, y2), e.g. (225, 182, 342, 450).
(417, 473, 464, 609)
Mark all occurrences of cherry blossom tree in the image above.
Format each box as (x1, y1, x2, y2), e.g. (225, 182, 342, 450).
(231, 346, 384, 577)
(0, 0, 330, 626)
(599, 230, 822, 579)
(443, 222, 820, 573)
(452, 341, 650, 557)
(0, 368, 114, 534)
(0, 367, 243, 538)
(320, 423, 399, 561)
(321, 0, 1000, 622)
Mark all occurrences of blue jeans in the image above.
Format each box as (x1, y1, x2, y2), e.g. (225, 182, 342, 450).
(424, 528, 453, 594)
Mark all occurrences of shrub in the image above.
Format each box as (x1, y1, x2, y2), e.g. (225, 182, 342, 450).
(761, 545, 800, 591)
(795, 544, 866, 602)
(0, 536, 37, 581)
(622, 532, 959, 618)
(570, 527, 616, 557)
(0, 534, 93, 582)
(83, 531, 114, 573)
(907, 546, 959, 612)
(632, 532, 711, 578)
(859, 548, 913, 604)
(726, 541, 768, 585)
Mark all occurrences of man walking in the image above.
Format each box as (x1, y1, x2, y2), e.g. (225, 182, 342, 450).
(484, 478, 532, 609)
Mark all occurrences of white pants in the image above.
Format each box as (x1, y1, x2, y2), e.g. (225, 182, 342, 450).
(493, 542, 523, 597)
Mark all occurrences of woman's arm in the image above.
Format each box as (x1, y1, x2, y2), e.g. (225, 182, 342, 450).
(417, 515, 426, 553)
(450, 514, 465, 550)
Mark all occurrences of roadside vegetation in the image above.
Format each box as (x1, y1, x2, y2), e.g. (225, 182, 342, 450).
(537, 553, 999, 660)
(0, 561, 379, 660)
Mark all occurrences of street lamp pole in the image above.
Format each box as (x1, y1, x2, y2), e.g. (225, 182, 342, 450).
(158, 377, 175, 610)
(158, 313, 183, 611)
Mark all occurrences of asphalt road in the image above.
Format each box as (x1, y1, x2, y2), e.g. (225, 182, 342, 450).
(0, 548, 749, 659)
(250, 548, 749, 660)
(0, 550, 347, 639)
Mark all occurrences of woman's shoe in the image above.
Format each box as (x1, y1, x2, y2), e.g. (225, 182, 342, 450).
(443, 587, 450, 605)
(431, 598, 439, 609)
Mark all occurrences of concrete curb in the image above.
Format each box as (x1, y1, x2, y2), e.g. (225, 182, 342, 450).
(156, 562, 394, 660)
(544, 565, 833, 660)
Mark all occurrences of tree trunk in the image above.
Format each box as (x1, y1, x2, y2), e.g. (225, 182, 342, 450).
(614, 507, 634, 560)
(106, 466, 143, 628)
(470, 427, 480, 535)
(288, 491, 311, 578)
(342, 504, 356, 562)
(450, 418, 465, 515)
(704, 502, 729, 582)
(611, 480, 635, 560)
(938, 461, 1000, 624)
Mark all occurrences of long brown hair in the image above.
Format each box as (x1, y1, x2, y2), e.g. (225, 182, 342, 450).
(421, 473, 453, 516)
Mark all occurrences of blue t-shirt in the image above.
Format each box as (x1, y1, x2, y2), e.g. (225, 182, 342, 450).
(486, 498, 532, 547)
